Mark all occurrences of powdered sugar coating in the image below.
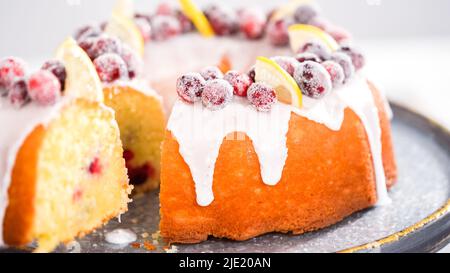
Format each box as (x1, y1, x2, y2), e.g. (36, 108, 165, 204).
(267, 19, 291, 46)
(87, 35, 123, 60)
(200, 66, 224, 81)
(247, 82, 277, 112)
(0, 57, 27, 94)
(328, 26, 352, 44)
(41, 60, 67, 90)
(294, 61, 332, 99)
(93, 53, 129, 83)
(27, 70, 61, 106)
(330, 52, 355, 82)
(224, 70, 253, 97)
(74, 24, 102, 42)
(176, 72, 206, 103)
(204, 4, 239, 36)
(294, 4, 318, 24)
(238, 8, 266, 40)
(8, 78, 30, 108)
(120, 45, 143, 79)
(201, 79, 233, 111)
(271, 56, 299, 76)
(339, 46, 366, 71)
(151, 15, 182, 41)
(322, 61, 345, 88)
(295, 52, 321, 63)
(299, 42, 331, 61)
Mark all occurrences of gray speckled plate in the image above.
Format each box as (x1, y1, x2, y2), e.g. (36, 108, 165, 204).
(5, 104, 450, 253)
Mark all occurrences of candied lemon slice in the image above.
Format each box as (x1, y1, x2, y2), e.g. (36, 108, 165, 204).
(112, 0, 134, 18)
(288, 24, 339, 53)
(179, 0, 215, 37)
(255, 56, 302, 108)
(271, 0, 312, 22)
(105, 13, 145, 57)
(55, 37, 104, 102)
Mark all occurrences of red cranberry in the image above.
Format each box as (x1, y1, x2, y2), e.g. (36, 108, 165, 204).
(328, 26, 352, 44)
(134, 18, 152, 43)
(86, 35, 123, 60)
(339, 46, 365, 71)
(89, 157, 102, 175)
(8, 78, 30, 108)
(41, 60, 67, 90)
(78, 36, 96, 55)
(294, 4, 319, 24)
(267, 19, 290, 46)
(330, 52, 355, 82)
(27, 70, 61, 106)
(176, 72, 206, 103)
(74, 25, 102, 42)
(294, 61, 332, 99)
(176, 10, 194, 33)
(151, 15, 182, 41)
(93, 53, 129, 83)
(200, 66, 224, 81)
(271, 56, 299, 76)
(224, 70, 252, 97)
(248, 66, 256, 82)
(0, 57, 27, 93)
(204, 5, 239, 36)
(295, 52, 321, 63)
(299, 42, 331, 61)
(120, 45, 142, 79)
(201, 79, 233, 111)
(247, 82, 277, 112)
(156, 2, 176, 16)
(239, 8, 266, 40)
(128, 163, 155, 186)
(322, 61, 345, 88)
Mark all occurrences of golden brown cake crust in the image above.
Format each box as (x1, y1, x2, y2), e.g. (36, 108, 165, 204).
(160, 85, 397, 243)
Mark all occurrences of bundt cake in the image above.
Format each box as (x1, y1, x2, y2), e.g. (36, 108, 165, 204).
(0, 39, 131, 252)
(152, 0, 398, 243)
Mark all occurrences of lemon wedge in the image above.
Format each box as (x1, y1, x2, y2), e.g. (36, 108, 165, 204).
(105, 13, 145, 57)
(179, 0, 215, 37)
(271, 0, 312, 22)
(55, 37, 104, 102)
(255, 56, 302, 108)
(288, 24, 339, 53)
(112, 0, 134, 18)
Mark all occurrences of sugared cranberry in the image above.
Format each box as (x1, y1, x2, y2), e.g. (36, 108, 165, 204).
(330, 52, 355, 82)
(151, 15, 182, 41)
(27, 70, 61, 106)
(294, 61, 332, 99)
(0, 57, 27, 93)
(93, 53, 129, 83)
(271, 56, 299, 76)
(8, 78, 30, 108)
(41, 60, 67, 90)
(78, 36, 96, 55)
(74, 25, 102, 42)
(239, 8, 266, 40)
(224, 70, 252, 97)
(299, 42, 331, 61)
(134, 18, 152, 43)
(120, 45, 142, 79)
(339, 46, 365, 71)
(86, 35, 123, 60)
(247, 82, 277, 112)
(176, 10, 194, 33)
(328, 26, 352, 44)
(200, 66, 223, 81)
(204, 5, 239, 36)
(322, 61, 345, 88)
(294, 4, 318, 24)
(176, 72, 206, 103)
(201, 79, 233, 111)
(295, 52, 321, 63)
(89, 157, 102, 175)
(128, 163, 155, 186)
(248, 66, 256, 82)
(156, 2, 176, 16)
(267, 19, 290, 46)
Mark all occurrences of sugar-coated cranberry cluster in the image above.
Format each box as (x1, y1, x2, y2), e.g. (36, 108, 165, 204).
(177, 66, 277, 112)
(0, 57, 66, 107)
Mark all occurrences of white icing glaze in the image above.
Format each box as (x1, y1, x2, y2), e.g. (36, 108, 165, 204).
(0, 98, 68, 246)
(167, 75, 390, 207)
(104, 228, 137, 245)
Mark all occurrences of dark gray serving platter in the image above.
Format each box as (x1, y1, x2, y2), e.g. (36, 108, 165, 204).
(4, 104, 450, 253)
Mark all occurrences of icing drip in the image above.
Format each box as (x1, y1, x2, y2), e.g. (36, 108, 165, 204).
(0, 99, 67, 246)
(168, 75, 390, 207)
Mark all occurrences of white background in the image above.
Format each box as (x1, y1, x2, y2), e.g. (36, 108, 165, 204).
(0, 0, 449, 252)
